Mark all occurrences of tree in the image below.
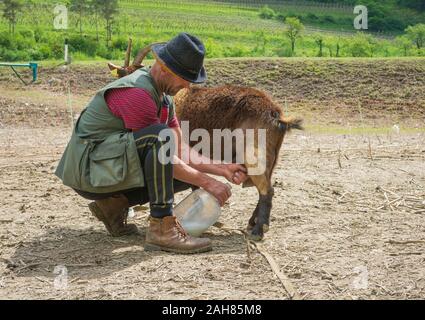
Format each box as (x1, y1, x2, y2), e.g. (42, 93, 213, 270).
(70, 0, 89, 36)
(314, 34, 324, 57)
(395, 35, 413, 56)
(96, 0, 119, 46)
(335, 36, 344, 57)
(366, 34, 379, 57)
(405, 23, 425, 49)
(348, 32, 374, 57)
(285, 17, 304, 54)
(254, 30, 268, 55)
(89, 0, 103, 41)
(398, 0, 425, 12)
(1, 0, 24, 35)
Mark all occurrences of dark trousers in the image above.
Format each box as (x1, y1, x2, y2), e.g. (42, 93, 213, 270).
(74, 124, 194, 218)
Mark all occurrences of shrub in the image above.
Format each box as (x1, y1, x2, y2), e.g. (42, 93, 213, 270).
(13, 33, 36, 51)
(0, 32, 13, 48)
(259, 6, 275, 20)
(98, 49, 113, 60)
(348, 33, 374, 57)
(27, 48, 44, 60)
(111, 48, 126, 60)
(276, 13, 286, 22)
(34, 27, 44, 43)
(306, 13, 319, 21)
(68, 35, 98, 57)
(1, 48, 30, 62)
(46, 39, 66, 60)
(112, 37, 129, 51)
(406, 23, 425, 49)
(0, 49, 17, 61)
(322, 15, 337, 24)
(96, 43, 110, 59)
(274, 45, 293, 57)
(385, 18, 407, 32)
(204, 38, 223, 58)
(38, 44, 54, 59)
(224, 44, 250, 57)
(18, 29, 35, 39)
(72, 51, 92, 61)
(285, 11, 302, 20)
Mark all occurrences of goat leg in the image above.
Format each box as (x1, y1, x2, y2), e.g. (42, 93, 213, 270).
(248, 188, 274, 241)
(247, 197, 260, 232)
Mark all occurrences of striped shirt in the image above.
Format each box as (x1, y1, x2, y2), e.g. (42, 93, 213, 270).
(105, 87, 179, 131)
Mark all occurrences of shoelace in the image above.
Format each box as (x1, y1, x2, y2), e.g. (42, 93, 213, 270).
(174, 218, 188, 239)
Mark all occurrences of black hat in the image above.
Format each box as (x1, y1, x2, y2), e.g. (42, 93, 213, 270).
(152, 33, 207, 84)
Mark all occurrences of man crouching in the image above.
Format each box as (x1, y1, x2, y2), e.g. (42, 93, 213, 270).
(55, 33, 247, 254)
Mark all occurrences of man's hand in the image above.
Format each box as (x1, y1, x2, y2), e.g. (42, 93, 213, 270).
(221, 164, 248, 185)
(203, 179, 232, 207)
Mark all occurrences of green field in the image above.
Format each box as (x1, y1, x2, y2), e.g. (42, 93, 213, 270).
(0, 0, 424, 61)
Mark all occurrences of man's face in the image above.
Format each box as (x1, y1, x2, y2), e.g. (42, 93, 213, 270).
(160, 64, 191, 96)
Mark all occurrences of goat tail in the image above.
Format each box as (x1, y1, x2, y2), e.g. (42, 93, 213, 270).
(278, 117, 304, 132)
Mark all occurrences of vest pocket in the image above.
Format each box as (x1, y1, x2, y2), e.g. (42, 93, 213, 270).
(89, 140, 127, 187)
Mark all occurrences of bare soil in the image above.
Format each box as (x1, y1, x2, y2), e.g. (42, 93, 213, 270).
(0, 58, 424, 300)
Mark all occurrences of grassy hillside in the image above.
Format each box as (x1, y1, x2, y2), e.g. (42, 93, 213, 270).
(0, 0, 424, 61)
(0, 57, 423, 129)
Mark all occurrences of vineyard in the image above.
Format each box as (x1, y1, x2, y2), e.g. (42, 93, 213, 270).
(0, 0, 424, 61)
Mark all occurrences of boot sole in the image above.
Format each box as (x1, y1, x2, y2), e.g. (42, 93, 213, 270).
(89, 202, 138, 237)
(89, 202, 109, 225)
(144, 243, 212, 254)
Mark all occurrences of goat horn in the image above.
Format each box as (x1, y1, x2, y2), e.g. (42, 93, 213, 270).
(132, 42, 165, 67)
(124, 38, 132, 68)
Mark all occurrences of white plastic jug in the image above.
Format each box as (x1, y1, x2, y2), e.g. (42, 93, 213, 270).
(173, 184, 231, 236)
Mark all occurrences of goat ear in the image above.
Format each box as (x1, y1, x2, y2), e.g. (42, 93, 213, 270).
(108, 62, 121, 78)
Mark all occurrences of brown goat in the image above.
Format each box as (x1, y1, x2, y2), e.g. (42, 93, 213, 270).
(174, 86, 303, 240)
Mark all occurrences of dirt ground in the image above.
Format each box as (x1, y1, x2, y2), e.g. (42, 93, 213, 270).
(0, 59, 424, 300)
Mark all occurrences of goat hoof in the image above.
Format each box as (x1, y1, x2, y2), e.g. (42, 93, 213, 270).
(247, 225, 264, 241)
(247, 232, 263, 242)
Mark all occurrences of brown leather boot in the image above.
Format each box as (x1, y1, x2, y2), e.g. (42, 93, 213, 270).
(88, 194, 139, 237)
(144, 216, 212, 254)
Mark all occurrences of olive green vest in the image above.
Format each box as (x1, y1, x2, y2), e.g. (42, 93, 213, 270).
(55, 67, 175, 193)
